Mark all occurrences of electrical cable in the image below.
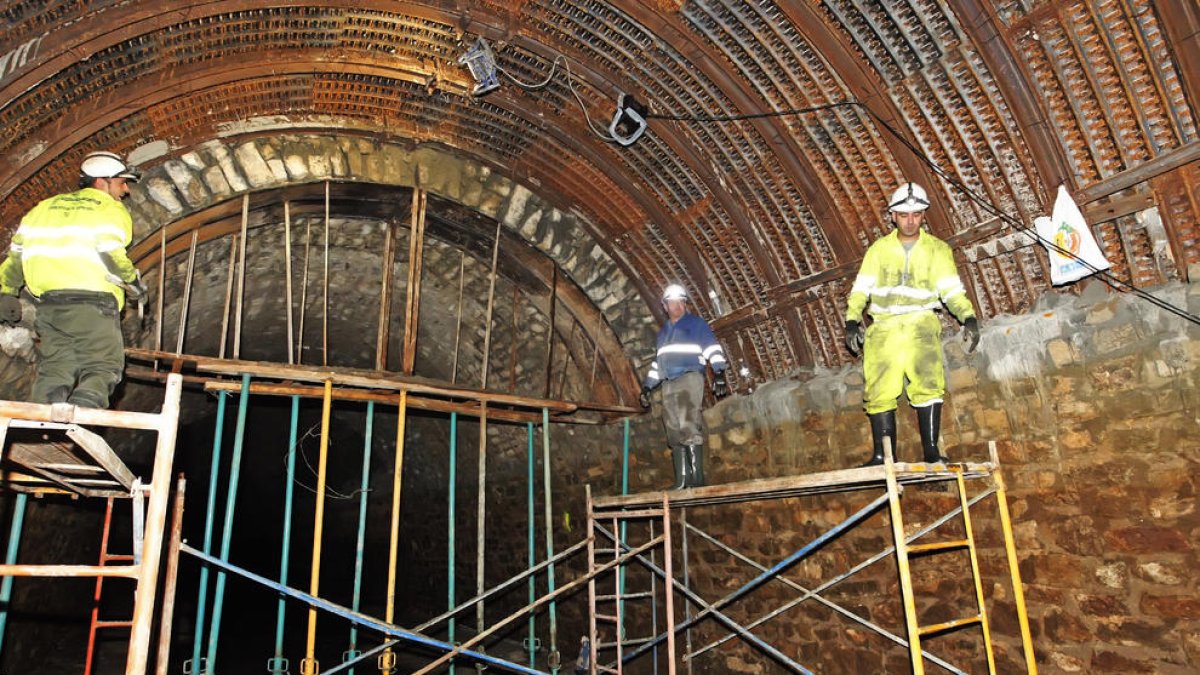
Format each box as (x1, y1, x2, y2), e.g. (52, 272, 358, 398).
(646, 100, 1200, 326)
(497, 54, 619, 143)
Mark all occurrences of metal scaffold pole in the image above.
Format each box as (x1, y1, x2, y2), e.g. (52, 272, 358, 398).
(346, 401, 374, 672)
(205, 374, 252, 672)
(269, 396, 300, 674)
(300, 379, 333, 674)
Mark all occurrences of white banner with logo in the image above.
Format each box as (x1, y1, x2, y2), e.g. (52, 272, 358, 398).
(1034, 184, 1111, 285)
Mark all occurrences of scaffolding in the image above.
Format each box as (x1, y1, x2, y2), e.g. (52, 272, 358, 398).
(585, 442, 1038, 675)
(0, 374, 184, 675)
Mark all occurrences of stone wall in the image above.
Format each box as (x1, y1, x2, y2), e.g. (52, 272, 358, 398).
(681, 280, 1200, 673)
(125, 134, 656, 357)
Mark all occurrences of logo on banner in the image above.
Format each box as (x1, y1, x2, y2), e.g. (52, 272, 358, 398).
(1034, 185, 1111, 286)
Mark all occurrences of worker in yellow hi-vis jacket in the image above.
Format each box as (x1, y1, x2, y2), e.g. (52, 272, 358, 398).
(0, 151, 147, 408)
(844, 182, 981, 467)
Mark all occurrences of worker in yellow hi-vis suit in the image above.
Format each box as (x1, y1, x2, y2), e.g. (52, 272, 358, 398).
(844, 182, 981, 467)
(0, 151, 147, 408)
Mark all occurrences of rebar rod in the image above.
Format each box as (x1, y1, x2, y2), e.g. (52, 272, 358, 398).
(232, 194, 248, 360)
(175, 230, 197, 356)
(155, 476, 187, 675)
(284, 202, 294, 365)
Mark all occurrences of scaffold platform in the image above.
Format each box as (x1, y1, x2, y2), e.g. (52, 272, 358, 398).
(585, 442, 1039, 675)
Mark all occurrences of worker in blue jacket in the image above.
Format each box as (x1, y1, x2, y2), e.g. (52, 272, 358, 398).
(639, 284, 729, 489)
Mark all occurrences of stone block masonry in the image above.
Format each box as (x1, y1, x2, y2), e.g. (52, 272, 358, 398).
(691, 280, 1200, 673)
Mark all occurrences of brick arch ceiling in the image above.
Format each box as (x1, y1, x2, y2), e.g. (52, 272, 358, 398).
(0, 0, 1197, 383)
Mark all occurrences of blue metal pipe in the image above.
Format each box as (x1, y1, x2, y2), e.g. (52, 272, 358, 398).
(540, 408, 558, 673)
(347, 401, 374, 674)
(448, 412, 457, 675)
(206, 374, 252, 670)
(180, 544, 548, 675)
(0, 492, 29, 655)
(191, 390, 228, 671)
(271, 396, 300, 671)
(618, 419, 630, 640)
(526, 422, 537, 668)
(616, 493, 890, 671)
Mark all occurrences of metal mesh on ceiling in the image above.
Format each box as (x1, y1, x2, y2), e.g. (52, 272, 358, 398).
(0, 0, 1196, 378)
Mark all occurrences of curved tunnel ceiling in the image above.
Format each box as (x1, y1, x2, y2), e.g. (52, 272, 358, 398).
(1, 0, 1198, 386)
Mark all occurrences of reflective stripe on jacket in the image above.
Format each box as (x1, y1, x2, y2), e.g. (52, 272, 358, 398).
(644, 312, 726, 389)
(0, 188, 135, 309)
(845, 229, 975, 324)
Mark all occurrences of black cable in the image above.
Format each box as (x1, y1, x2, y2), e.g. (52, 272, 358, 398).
(648, 100, 1200, 326)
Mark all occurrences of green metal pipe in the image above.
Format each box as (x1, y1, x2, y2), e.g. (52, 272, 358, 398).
(191, 390, 228, 672)
(526, 422, 536, 668)
(448, 412, 457, 675)
(269, 395, 301, 673)
(347, 401, 374, 674)
(618, 418, 630, 641)
(206, 374, 252, 670)
(0, 492, 29, 656)
(541, 407, 558, 673)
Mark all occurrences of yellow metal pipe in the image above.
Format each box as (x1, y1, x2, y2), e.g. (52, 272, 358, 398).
(917, 616, 981, 636)
(991, 445, 1038, 674)
(381, 391, 408, 675)
(882, 438, 924, 675)
(302, 379, 333, 674)
(955, 469, 997, 673)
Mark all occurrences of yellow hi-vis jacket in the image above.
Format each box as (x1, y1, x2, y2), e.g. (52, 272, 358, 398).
(845, 229, 975, 324)
(0, 188, 137, 309)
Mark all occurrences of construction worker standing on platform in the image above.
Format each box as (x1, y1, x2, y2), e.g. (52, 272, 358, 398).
(844, 182, 980, 466)
(639, 284, 729, 489)
(0, 151, 147, 408)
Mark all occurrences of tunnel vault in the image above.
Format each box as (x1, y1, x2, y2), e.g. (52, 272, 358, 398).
(118, 134, 649, 416)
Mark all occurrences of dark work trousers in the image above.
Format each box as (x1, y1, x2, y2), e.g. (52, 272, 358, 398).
(661, 370, 705, 446)
(32, 291, 124, 408)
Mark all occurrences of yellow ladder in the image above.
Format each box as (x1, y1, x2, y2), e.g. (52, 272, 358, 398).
(883, 442, 1011, 675)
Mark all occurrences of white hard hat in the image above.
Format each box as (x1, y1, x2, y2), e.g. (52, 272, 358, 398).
(887, 182, 929, 213)
(80, 151, 141, 183)
(661, 284, 688, 302)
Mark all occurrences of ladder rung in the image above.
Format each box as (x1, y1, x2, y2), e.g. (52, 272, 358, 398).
(596, 591, 653, 601)
(907, 539, 969, 555)
(94, 619, 134, 629)
(918, 615, 982, 636)
(102, 554, 135, 563)
(598, 636, 656, 649)
(595, 613, 618, 623)
(594, 508, 665, 519)
(597, 666, 619, 674)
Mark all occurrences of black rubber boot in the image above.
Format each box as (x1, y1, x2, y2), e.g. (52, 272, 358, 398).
(685, 444, 705, 488)
(860, 410, 897, 467)
(917, 402, 950, 463)
(671, 446, 691, 490)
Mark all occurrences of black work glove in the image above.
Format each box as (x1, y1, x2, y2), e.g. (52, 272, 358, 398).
(0, 295, 20, 325)
(963, 317, 981, 353)
(845, 320, 865, 356)
(125, 271, 148, 302)
(638, 385, 653, 409)
(712, 370, 729, 399)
